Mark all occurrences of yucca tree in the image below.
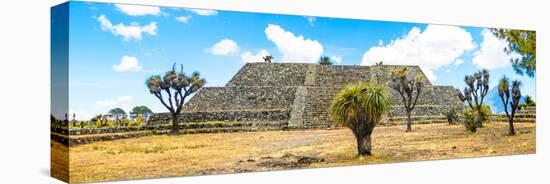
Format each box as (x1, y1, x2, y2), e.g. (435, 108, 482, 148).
(263, 55, 274, 63)
(318, 56, 333, 65)
(146, 63, 206, 134)
(498, 76, 522, 135)
(330, 82, 391, 156)
(389, 67, 425, 132)
(458, 69, 490, 131)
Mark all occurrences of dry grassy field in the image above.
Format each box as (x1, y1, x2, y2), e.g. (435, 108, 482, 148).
(53, 122, 535, 183)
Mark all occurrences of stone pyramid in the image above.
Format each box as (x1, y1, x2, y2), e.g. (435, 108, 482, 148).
(150, 63, 463, 128)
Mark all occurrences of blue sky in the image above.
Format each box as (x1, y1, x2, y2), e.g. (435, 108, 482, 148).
(58, 1, 535, 120)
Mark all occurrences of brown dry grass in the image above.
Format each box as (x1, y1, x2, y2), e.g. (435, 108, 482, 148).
(53, 122, 535, 183)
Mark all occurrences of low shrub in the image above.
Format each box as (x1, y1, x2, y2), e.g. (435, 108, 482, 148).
(445, 109, 459, 124)
(463, 105, 492, 132)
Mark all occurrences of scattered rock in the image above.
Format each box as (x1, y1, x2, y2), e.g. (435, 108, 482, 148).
(257, 160, 292, 168)
(256, 154, 325, 168)
(234, 168, 253, 173)
(452, 146, 457, 149)
(297, 156, 324, 164)
(247, 159, 255, 162)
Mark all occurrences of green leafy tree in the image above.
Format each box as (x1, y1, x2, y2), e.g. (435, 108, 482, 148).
(108, 108, 127, 125)
(129, 105, 153, 120)
(445, 109, 459, 125)
(498, 76, 522, 135)
(90, 115, 100, 123)
(458, 69, 490, 132)
(490, 29, 536, 77)
(318, 56, 333, 65)
(389, 67, 425, 132)
(330, 82, 391, 156)
(524, 95, 536, 107)
(146, 64, 206, 134)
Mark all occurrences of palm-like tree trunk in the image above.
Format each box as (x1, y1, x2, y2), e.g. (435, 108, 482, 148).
(353, 120, 374, 156)
(508, 114, 516, 135)
(356, 134, 372, 156)
(170, 114, 180, 134)
(476, 107, 484, 128)
(405, 111, 412, 132)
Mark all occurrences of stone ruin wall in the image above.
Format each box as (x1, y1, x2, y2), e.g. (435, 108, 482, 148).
(149, 63, 463, 128)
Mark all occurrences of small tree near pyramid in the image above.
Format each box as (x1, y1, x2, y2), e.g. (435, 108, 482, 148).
(498, 75, 522, 135)
(146, 64, 206, 135)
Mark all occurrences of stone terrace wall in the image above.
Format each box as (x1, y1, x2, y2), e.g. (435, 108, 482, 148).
(148, 109, 290, 125)
(226, 63, 308, 87)
(183, 86, 297, 112)
(388, 86, 463, 113)
(311, 65, 431, 87)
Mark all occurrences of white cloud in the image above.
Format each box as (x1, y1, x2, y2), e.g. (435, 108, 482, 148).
(113, 56, 142, 72)
(96, 99, 118, 107)
(241, 49, 271, 63)
(97, 96, 133, 108)
(331, 56, 343, 64)
(69, 109, 94, 121)
(265, 24, 323, 63)
(97, 14, 157, 41)
(96, 96, 134, 114)
(472, 29, 518, 69)
(175, 15, 192, 23)
(117, 96, 133, 102)
(209, 39, 239, 55)
(361, 24, 476, 81)
(454, 58, 464, 66)
(187, 9, 218, 16)
(115, 4, 161, 16)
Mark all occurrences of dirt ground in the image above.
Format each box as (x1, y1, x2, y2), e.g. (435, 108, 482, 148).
(55, 122, 536, 183)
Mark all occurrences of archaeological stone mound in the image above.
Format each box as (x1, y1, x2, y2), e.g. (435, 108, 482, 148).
(149, 63, 464, 128)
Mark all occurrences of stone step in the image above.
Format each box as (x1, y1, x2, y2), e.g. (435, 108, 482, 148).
(52, 131, 166, 146)
(491, 117, 536, 123)
(181, 126, 285, 134)
(493, 114, 536, 119)
(180, 121, 288, 129)
(63, 121, 288, 136)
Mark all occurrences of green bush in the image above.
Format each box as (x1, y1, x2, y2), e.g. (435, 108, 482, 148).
(520, 95, 536, 107)
(444, 109, 459, 124)
(463, 105, 492, 132)
(128, 120, 143, 127)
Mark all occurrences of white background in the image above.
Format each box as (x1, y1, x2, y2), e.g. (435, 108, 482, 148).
(0, 0, 548, 183)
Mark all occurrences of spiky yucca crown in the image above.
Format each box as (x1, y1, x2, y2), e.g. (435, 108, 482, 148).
(329, 82, 392, 128)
